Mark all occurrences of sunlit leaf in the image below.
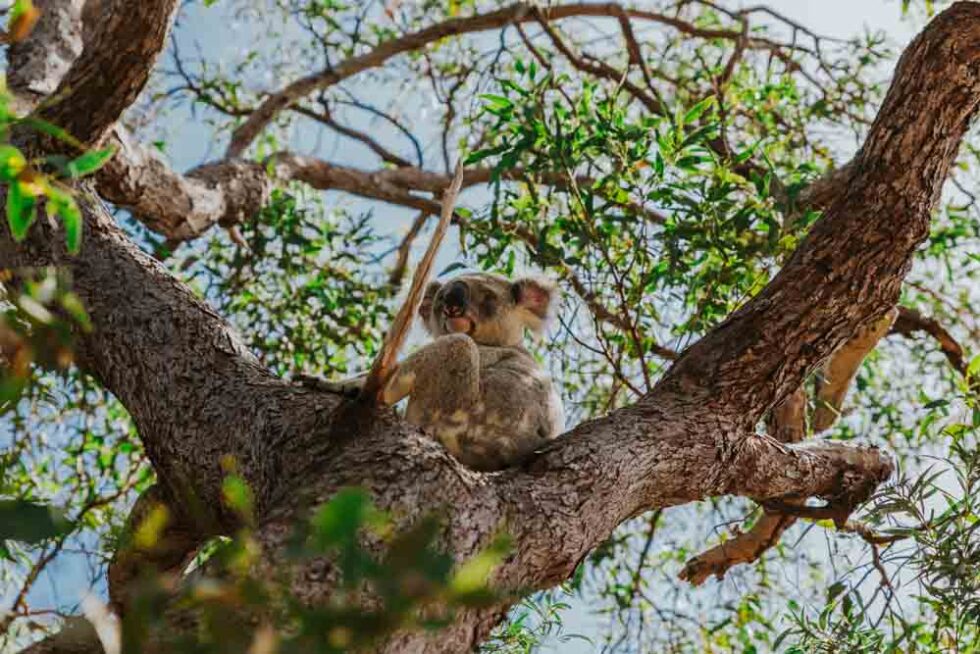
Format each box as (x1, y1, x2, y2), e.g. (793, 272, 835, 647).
(6, 179, 37, 241)
(0, 144, 26, 180)
(67, 147, 116, 178)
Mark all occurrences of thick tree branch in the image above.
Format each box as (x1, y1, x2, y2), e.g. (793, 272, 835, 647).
(656, 2, 980, 423)
(1, 193, 340, 533)
(680, 384, 806, 585)
(677, 276, 977, 585)
(554, 4, 980, 590)
(95, 128, 272, 241)
(496, 412, 892, 592)
(32, 0, 177, 147)
(672, 164, 901, 586)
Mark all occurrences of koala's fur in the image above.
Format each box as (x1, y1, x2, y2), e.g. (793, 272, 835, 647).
(317, 272, 565, 471)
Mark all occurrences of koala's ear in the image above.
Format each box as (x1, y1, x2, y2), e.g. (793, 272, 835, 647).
(419, 281, 442, 332)
(511, 277, 557, 334)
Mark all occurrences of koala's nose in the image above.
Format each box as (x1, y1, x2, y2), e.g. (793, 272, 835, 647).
(443, 281, 469, 312)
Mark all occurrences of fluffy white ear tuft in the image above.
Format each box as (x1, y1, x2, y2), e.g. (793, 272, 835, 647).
(512, 277, 557, 334)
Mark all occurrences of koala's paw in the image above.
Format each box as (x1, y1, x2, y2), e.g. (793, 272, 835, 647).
(295, 374, 364, 398)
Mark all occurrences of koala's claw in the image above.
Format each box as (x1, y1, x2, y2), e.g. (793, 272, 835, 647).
(295, 374, 364, 398)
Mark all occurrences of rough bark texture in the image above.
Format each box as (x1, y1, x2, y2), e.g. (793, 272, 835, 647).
(94, 145, 588, 243)
(33, 0, 178, 147)
(95, 129, 272, 241)
(658, 3, 980, 422)
(7, 2, 980, 653)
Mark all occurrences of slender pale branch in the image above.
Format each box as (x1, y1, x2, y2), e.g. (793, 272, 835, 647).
(362, 162, 464, 399)
(891, 306, 968, 376)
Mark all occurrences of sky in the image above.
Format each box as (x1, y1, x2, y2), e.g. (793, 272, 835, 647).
(765, 0, 915, 36)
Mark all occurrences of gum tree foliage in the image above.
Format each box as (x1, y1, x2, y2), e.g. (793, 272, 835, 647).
(3, 0, 980, 652)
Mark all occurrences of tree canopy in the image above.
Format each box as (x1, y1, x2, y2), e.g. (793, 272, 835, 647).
(3, 1, 980, 652)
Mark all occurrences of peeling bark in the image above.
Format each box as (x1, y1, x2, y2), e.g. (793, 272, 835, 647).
(6, 0, 83, 98)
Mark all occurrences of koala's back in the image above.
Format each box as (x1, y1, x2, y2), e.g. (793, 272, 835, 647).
(406, 344, 564, 471)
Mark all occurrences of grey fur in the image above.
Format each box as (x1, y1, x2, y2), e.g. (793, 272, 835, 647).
(306, 273, 564, 471)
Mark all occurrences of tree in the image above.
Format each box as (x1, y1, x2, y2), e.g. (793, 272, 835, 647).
(3, 0, 980, 652)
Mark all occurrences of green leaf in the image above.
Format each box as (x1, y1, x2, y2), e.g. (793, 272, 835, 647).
(308, 487, 374, 551)
(450, 533, 511, 599)
(967, 353, 980, 379)
(17, 295, 53, 324)
(0, 499, 70, 544)
(59, 291, 91, 331)
(0, 145, 26, 181)
(62, 203, 81, 252)
(6, 180, 37, 241)
(682, 96, 716, 126)
(438, 262, 468, 276)
(10, 0, 35, 22)
(479, 94, 513, 110)
(7, 0, 39, 42)
(67, 147, 116, 178)
(463, 143, 508, 166)
(47, 188, 82, 252)
(826, 581, 847, 602)
(221, 474, 254, 522)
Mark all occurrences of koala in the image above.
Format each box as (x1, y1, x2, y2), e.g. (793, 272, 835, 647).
(311, 272, 565, 471)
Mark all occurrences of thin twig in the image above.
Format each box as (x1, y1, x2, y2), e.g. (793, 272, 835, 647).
(361, 162, 465, 401)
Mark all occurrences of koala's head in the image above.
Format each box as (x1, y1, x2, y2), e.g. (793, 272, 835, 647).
(419, 273, 557, 346)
